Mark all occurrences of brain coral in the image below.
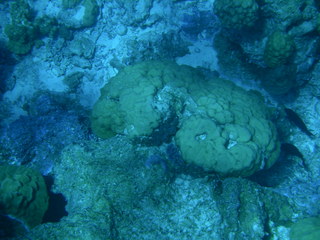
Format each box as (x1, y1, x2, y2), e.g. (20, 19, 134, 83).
(214, 0, 259, 29)
(91, 61, 280, 177)
(91, 61, 199, 138)
(176, 78, 280, 177)
(0, 165, 49, 229)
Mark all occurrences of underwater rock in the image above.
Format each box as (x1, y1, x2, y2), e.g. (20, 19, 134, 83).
(3, 0, 36, 55)
(145, 154, 166, 170)
(21, 137, 168, 239)
(0, 92, 88, 175)
(213, 177, 296, 239)
(116, 0, 154, 26)
(58, 0, 99, 29)
(290, 217, 320, 240)
(281, 143, 305, 161)
(260, 64, 297, 95)
(115, 174, 223, 239)
(285, 107, 314, 137)
(181, 10, 216, 38)
(69, 35, 96, 59)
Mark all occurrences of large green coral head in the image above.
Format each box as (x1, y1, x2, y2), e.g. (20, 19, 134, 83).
(91, 61, 280, 177)
(214, 0, 259, 29)
(174, 78, 280, 177)
(91, 61, 193, 139)
(0, 165, 49, 229)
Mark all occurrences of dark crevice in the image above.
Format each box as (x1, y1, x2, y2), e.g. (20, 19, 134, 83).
(42, 175, 68, 223)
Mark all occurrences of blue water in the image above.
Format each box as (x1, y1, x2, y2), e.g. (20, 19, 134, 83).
(0, 0, 320, 239)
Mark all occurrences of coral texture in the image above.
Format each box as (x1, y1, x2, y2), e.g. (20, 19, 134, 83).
(214, 0, 259, 29)
(0, 165, 49, 229)
(264, 31, 295, 68)
(91, 61, 280, 176)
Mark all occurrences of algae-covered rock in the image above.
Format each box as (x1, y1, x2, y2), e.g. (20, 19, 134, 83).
(290, 217, 320, 240)
(69, 36, 96, 59)
(213, 178, 267, 239)
(63, 71, 85, 91)
(22, 136, 167, 239)
(115, 174, 223, 239)
(262, 188, 296, 225)
(4, 0, 75, 55)
(0, 165, 49, 229)
(214, 0, 259, 29)
(82, 0, 99, 27)
(4, 24, 36, 55)
(62, 0, 82, 9)
(4, 0, 37, 55)
(34, 16, 59, 38)
(9, 0, 34, 26)
(261, 0, 312, 30)
(264, 31, 295, 68)
(115, 0, 154, 26)
(213, 178, 298, 239)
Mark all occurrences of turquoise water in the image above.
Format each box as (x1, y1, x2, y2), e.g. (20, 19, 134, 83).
(0, 0, 320, 239)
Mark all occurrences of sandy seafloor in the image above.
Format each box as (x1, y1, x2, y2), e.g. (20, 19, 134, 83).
(1, 0, 320, 239)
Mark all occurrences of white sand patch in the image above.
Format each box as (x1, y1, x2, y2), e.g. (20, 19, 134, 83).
(38, 68, 66, 92)
(2, 54, 67, 123)
(96, 33, 121, 50)
(73, 6, 86, 22)
(176, 40, 218, 71)
(80, 78, 103, 107)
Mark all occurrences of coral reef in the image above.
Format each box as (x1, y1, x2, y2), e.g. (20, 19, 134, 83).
(20, 137, 168, 239)
(214, 0, 259, 29)
(175, 77, 280, 176)
(1, 0, 320, 239)
(213, 178, 296, 239)
(213, 0, 318, 95)
(4, 0, 37, 55)
(91, 61, 280, 177)
(0, 92, 88, 175)
(264, 31, 296, 68)
(91, 61, 193, 139)
(0, 165, 49, 229)
(4, 0, 73, 55)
